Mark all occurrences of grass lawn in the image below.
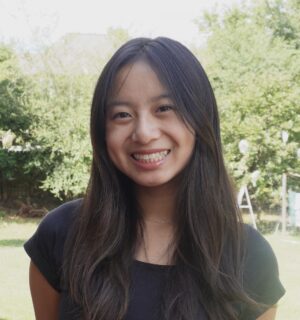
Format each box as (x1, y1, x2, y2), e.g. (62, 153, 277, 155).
(0, 215, 39, 320)
(269, 234, 300, 320)
(0, 213, 299, 319)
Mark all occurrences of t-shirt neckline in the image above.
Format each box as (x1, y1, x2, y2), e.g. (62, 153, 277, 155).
(133, 259, 175, 269)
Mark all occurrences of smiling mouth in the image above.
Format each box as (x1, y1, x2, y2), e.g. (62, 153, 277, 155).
(131, 150, 170, 163)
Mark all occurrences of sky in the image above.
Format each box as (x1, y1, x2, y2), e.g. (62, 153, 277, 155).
(0, 0, 244, 50)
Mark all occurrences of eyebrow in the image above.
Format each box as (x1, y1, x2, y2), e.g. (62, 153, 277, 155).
(107, 93, 173, 108)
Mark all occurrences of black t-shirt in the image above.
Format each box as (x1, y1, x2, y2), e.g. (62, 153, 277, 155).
(24, 199, 285, 319)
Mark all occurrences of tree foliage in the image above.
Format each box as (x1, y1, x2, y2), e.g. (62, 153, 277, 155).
(196, 0, 300, 208)
(20, 28, 130, 199)
(0, 45, 47, 201)
(2, 13, 299, 208)
(28, 71, 94, 198)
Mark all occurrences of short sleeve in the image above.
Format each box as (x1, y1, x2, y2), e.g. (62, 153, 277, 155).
(24, 199, 81, 292)
(242, 225, 285, 318)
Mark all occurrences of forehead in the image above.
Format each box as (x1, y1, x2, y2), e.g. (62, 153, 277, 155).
(109, 60, 170, 101)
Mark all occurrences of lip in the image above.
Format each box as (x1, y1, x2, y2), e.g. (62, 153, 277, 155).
(130, 148, 170, 155)
(130, 149, 170, 170)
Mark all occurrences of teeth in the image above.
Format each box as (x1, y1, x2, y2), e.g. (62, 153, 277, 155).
(133, 150, 169, 162)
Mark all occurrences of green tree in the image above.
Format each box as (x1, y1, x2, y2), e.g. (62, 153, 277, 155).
(195, 0, 300, 209)
(254, 0, 300, 47)
(0, 27, 132, 202)
(0, 45, 46, 201)
(23, 28, 131, 199)
(27, 70, 95, 199)
(0, 46, 32, 137)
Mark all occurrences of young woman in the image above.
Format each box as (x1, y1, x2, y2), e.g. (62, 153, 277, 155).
(24, 37, 285, 320)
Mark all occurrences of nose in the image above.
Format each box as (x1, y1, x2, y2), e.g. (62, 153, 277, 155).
(131, 116, 161, 144)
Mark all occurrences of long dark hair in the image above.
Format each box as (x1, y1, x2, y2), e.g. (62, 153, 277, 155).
(63, 37, 257, 319)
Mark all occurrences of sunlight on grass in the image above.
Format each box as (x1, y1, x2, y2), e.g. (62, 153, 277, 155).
(0, 217, 39, 320)
(0, 248, 34, 320)
(0, 216, 39, 241)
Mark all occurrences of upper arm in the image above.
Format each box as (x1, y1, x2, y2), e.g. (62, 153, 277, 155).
(29, 261, 60, 320)
(256, 306, 277, 320)
(241, 226, 285, 319)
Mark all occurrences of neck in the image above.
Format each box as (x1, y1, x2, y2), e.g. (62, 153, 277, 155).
(134, 184, 177, 265)
(135, 183, 177, 223)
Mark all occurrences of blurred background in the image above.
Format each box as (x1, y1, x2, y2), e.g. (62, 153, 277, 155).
(0, 0, 299, 319)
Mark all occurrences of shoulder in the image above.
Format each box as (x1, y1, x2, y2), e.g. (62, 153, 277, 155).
(38, 198, 83, 237)
(26, 198, 83, 246)
(243, 224, 275, 258)
(242, 224, 278, 276)
(31, 198, 83, 256)
(24, 198, 83, 291)
(241, 224, 285, 307)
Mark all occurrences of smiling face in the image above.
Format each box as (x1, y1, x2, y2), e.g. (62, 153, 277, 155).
(105, 60, 195, 190)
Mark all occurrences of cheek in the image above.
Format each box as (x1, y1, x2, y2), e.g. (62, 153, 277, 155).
(105, 128, 118, 158)
(186, 132, 196, 151)
(170, 121, 195, 148)
(105, 127, 129, 164)
(106, 137, 119, 159)
(181, 122, 196, 148)
(178, 128, 196, 162)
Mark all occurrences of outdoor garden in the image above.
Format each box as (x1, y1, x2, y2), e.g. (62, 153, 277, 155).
(0, 0, 299, 318)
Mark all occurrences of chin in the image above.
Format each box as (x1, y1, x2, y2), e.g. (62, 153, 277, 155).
(134, 180, 165, 188)
(133, 176, 175, 189)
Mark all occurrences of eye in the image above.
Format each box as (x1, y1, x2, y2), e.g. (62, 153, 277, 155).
(112, 112, 131, 120)
(157, 105, 174, 113)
